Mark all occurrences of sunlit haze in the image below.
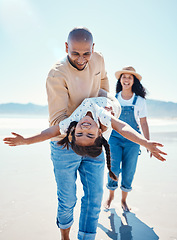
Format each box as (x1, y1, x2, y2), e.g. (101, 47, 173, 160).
(1, 0, 177, 105)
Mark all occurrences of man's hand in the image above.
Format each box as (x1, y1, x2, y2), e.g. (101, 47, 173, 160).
(104, 106, 115, 116)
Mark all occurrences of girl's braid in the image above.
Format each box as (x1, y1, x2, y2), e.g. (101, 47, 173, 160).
(102, 136, 118, 181)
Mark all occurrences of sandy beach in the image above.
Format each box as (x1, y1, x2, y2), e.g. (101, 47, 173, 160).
(0, 117, 177, 240)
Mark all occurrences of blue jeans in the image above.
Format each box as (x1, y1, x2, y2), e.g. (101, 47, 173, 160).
(107, 133, 140, 192)
(50, 141, 105, 240)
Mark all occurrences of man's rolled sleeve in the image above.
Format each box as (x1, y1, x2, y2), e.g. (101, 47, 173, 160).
(100, 55, 109, 92)
(46, 69, 69, 126)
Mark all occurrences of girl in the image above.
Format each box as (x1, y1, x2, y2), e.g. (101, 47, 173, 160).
(105, 66, 151, 211)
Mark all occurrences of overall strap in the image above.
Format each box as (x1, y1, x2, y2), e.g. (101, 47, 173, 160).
(132, 95, 138, 105)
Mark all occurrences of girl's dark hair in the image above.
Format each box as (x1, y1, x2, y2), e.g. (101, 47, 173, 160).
(116, 75, 147, 98)
(58, 121, 117, 181)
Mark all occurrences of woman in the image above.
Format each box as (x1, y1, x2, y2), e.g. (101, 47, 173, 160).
(105, 66, 150, 211)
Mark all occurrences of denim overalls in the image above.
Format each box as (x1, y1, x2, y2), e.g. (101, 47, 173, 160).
(107, 94, 140, 192)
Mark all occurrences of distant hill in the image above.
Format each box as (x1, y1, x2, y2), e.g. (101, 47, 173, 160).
(0, 103, 48, 116)
(146, 99, 177, 118)
(0, 99, 177, 118)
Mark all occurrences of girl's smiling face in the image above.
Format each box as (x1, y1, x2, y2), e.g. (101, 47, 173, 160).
(120, 73, 134, 90)
(74, 116, 101, 146)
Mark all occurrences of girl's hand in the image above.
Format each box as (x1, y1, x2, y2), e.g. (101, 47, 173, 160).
(3, 132, 26, 146)
(146, 141, 167, 161)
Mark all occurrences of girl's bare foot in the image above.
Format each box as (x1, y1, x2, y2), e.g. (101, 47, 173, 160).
(121, 200, 131, 212)
(104, 190, 114, 209)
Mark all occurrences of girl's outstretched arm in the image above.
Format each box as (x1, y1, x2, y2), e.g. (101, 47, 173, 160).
(111, 116, 167, 161)
(3, 125, 60, 146)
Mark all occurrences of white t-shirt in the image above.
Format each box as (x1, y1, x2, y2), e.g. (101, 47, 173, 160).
(117, 92, 148, 124)
(59, 97, 121, 139)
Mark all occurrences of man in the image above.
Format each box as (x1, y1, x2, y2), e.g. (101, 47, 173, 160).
(46, 27, 166, 240)
(46, 27, 109, 240)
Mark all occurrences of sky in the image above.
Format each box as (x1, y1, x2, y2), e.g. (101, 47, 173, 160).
(0, 0, 177, 105)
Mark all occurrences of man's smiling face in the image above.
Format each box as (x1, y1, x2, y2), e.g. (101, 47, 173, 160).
(65, 39, 94, 70)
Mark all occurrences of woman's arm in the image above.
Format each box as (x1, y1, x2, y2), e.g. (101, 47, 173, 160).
(111, 116, 167, 161)
(3, 125, 60, 146)
(140, 117, 150, 140)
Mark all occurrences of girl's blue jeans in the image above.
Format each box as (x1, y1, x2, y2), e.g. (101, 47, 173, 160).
(50, 141, 105, 240)
(107, 133, 140, 192)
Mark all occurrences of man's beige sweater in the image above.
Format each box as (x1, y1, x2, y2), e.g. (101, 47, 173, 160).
(46, 52, 109, 140)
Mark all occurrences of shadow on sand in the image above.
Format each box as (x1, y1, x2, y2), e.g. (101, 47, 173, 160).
(98, 208, 159, 240)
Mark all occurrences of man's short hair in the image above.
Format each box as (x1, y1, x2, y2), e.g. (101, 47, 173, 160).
(67, 27, 93, 44)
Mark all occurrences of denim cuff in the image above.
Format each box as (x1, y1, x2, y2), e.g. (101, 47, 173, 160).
(106, 184, 118, 191)
(78, 231, 96, 240)
(120, 186, 132, 192)
(56, 218, 74, 229)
